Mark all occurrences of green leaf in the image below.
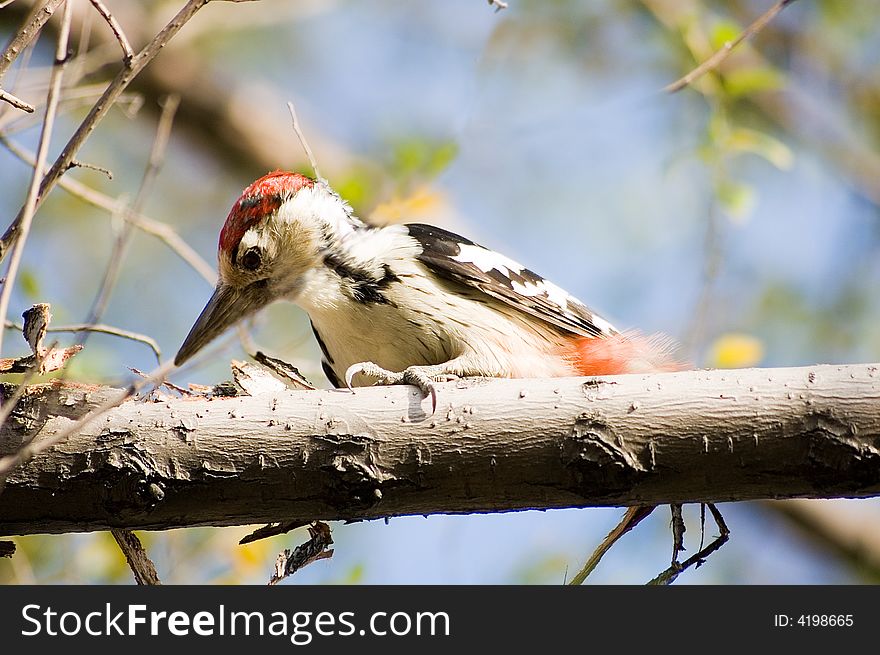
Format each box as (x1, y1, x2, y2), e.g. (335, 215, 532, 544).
(18, 268, 40, 300)
(334, 169, 374, 210)
(424, 141, 459, 178)
(726, 128, 794, 170)
(389, 137, 459, 181)
(710, 19, 742, 51)
(716, 179, 756, 222)
(724, 66, 786, 97)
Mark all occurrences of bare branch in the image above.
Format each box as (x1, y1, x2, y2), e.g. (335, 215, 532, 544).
(0, 87, 34, 112)
(664, 0, 799, 94)
(4, 319, 162, 363)
(0, 0, 67, 82)
(0, 303, 82, 377)
(0, 136, 217, 285)
(1, 363, 878, 535)
(240, 520, 310, 545)
(568, 506, 654, 585)
(67, 158, 113, 179)
(0, 0, 220, 265)
(268, 521, 333, 585)
(3, 1, 365, 186)
(87, 0, 134, 63)
(110, 528, 161, 585)
(0, 0, 74, 357)
(80, 94, 180, 351)
(647, 504, 729, 584)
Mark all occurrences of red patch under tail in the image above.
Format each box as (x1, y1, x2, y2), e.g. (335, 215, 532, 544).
(568, 331, 686, 375)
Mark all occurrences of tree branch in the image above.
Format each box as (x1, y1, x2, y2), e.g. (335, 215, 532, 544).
(663, 0, 799, 94)
(0, 363, 878, 536)
(0, 87, 34, 112)
(0, 0, 73, 357)
(0, 0, 67, 82)
(110, 528, 161, 585)
(0, 0, 220, 265)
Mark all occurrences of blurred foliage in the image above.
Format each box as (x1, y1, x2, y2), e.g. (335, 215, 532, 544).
(1, 0, 879, 585)
(706, 332, 764, 368)
(369, 186, 449, 225)
(386, 137, 459, 191)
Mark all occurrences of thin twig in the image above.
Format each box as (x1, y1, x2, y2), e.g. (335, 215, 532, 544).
(268, 521, 334, 585)
(0, 3, 39, 125)
(87, 0, 134, 62)
(240, 520, 310, 545)
(0, 0, 218, 265)
(67, 158, 113, 178)
(0, 0, 74, 357)
(670, 503, 685, 563)
(287, 100, 322, 181)
(664, 0, 799, 94)
(0, 0, 67, 82)
(0, 136, 217, 285)
(647, 504, 730, 585)
(568, 506, 655, 585)
(111, 528, 161, 585)
(80, 94, 180, 352)
(0, 88, 34, 112)
(4, 319, 162, 363)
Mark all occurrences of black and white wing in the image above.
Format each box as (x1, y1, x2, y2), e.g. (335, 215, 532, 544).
(406, 223, 617, 339)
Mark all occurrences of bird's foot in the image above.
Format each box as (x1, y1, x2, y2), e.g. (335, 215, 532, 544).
(344, 361, 458, 413)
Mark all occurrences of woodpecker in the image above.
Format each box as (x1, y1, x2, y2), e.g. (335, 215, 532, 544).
(175, 170, 681, 403)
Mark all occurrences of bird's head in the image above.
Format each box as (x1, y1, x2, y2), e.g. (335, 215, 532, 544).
(174, 170, 357, 366)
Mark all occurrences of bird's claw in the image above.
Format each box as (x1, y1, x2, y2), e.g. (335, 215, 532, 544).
(344, 362, 457, 414)
(344, 361, 402, 391)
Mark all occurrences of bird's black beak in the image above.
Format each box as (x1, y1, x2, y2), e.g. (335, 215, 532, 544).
(174, 282, 271, 366)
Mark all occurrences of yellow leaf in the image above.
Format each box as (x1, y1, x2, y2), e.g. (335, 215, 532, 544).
(706, 333, 764, 369)
(369, 187, 447, 225)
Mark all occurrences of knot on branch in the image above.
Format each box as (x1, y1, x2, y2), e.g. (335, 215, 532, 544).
(562, 413, 648, 498)
(94, 431, 168, 515)
(315, 433, 400, 510)
(804, 410, 880, 493)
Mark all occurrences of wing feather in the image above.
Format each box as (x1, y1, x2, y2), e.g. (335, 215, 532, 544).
(406, 223, 617, 340)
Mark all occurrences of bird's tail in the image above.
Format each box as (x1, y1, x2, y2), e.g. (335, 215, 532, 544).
(567, 330, 686, 376)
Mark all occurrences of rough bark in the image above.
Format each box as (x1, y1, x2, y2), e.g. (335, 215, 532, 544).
(1, 363, 878, 536)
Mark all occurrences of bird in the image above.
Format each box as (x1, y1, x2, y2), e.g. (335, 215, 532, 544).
(174, 169, 690, 577)
(174, 170, 681, 404)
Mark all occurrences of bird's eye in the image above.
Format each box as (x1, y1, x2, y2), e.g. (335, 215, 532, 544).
(240, 247, 262, 271)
